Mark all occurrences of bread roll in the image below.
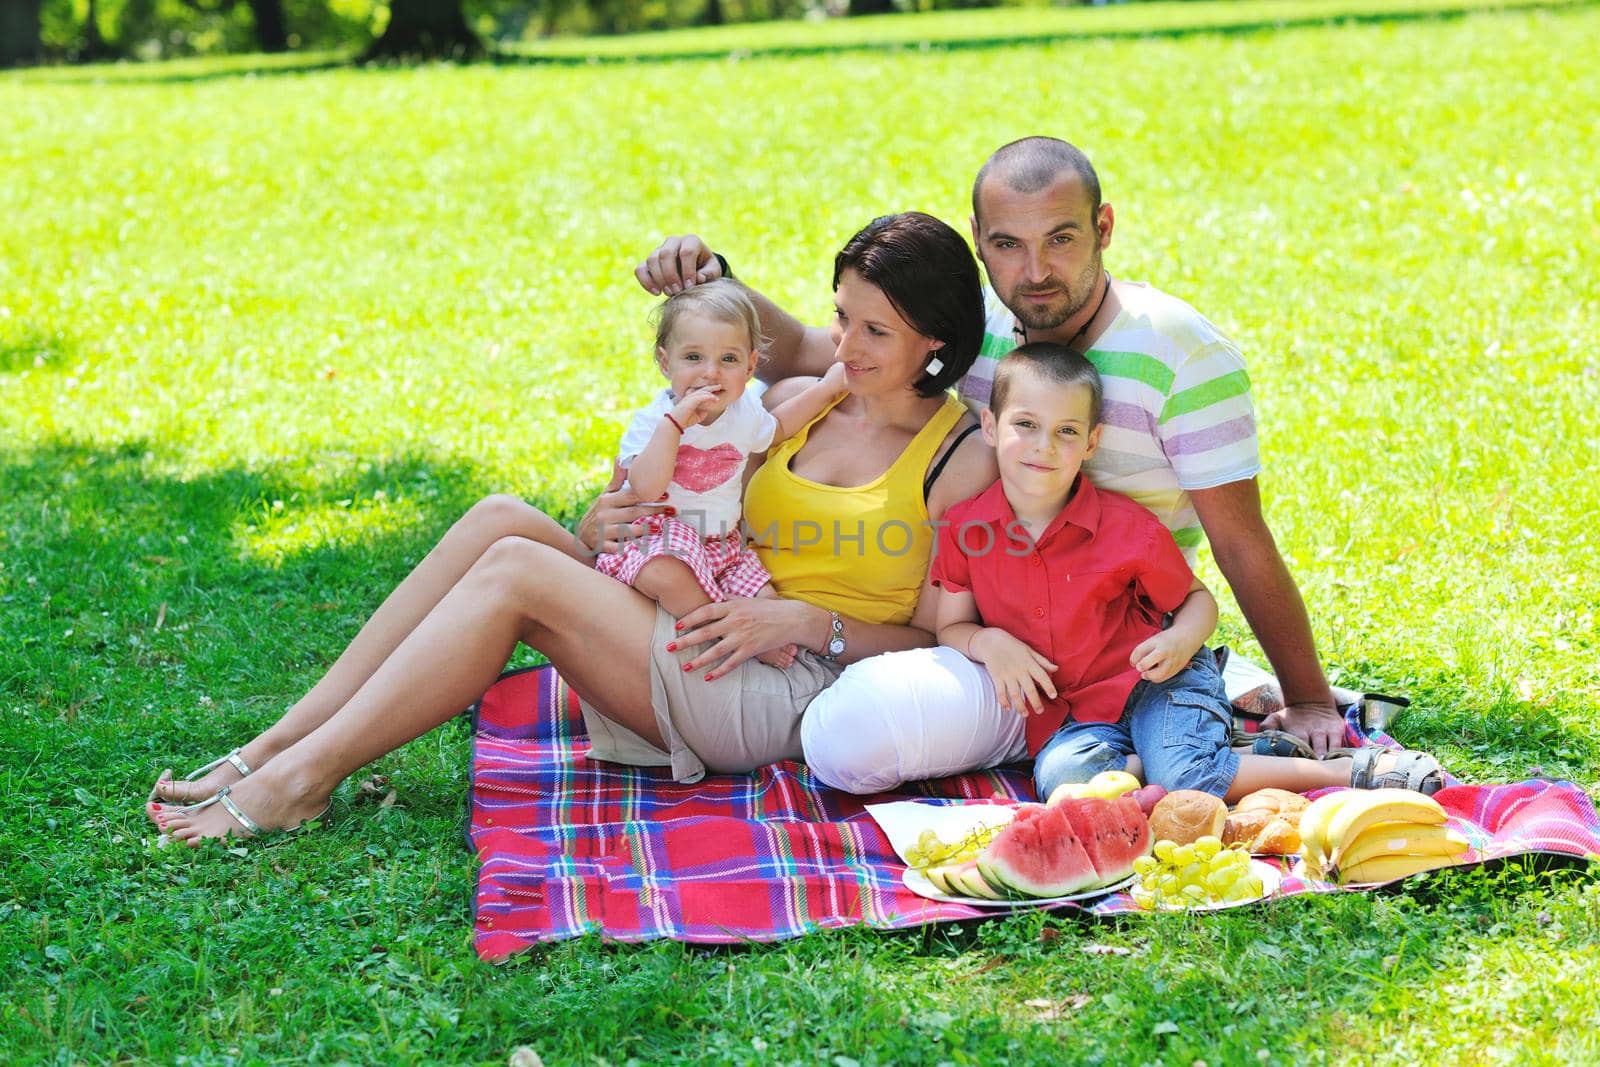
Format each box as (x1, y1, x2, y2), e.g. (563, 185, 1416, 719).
(1222, 809, 1273, 847)
(1232, 787, 1310, 816)
(1148, 789, 1228, 845)
(1250, 817, 1302, 856)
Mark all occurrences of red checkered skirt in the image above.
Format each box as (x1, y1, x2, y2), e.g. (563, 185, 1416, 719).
(594, 514, 772, 602)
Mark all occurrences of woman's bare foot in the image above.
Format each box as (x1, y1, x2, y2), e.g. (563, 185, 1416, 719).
(158, 767, 331, 846)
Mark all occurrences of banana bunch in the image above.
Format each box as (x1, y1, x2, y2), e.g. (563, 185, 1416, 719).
(1299, 788, 1470, 884)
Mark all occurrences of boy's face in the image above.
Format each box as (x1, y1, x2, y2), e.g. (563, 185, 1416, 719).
(656, 311, 758, 422)
(980, 372, 1102, 506)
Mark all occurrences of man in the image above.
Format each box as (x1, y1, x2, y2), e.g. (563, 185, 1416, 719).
(591, 136, 1343, 754)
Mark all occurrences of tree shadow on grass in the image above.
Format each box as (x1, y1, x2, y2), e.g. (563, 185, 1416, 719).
(16, 0, 1591, 85)
(0, 324, 74, 375)
(0, 437, 590, 780)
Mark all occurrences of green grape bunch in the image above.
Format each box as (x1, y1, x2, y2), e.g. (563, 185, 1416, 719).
(903, 824, 1006, 870)
(1130, 835, 1264, 910)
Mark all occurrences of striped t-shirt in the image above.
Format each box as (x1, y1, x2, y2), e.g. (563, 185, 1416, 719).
(958, 282, 1260, 561)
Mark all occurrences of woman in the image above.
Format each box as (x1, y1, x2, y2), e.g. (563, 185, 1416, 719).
(150, 212, 1001, 842)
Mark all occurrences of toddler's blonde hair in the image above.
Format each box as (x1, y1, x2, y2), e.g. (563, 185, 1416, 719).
(651, 278, 766, 357)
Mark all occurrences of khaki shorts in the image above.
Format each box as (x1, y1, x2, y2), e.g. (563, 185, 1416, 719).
(579, 605, 845, 783)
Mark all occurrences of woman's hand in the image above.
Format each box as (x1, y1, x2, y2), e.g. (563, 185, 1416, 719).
(576, 481, 671, 557)
(669, 597, 818, 681)
(971, 627, 1058, 715)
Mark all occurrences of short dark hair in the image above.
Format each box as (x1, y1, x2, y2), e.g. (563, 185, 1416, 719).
(832, 212, 983, 399)
(972, 137, 1102, 222)
(990, 342, 1103, 426)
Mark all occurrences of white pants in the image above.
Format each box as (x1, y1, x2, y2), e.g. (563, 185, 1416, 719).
(800, 646, 1028, 794)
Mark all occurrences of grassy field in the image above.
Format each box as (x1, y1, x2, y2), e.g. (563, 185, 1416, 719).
(4, 1, 1600, 1063)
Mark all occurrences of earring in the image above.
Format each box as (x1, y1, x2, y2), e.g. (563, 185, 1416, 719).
(924, 355, 945, 377)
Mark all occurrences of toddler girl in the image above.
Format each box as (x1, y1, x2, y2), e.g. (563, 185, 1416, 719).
(595, 279, 846, 664)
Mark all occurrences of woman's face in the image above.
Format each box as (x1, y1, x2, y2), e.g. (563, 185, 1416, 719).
(828, 268, 945, 398)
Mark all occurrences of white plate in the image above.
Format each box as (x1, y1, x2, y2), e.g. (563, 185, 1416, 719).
(902, 867, 1136, 907)
(1146, 858, 1282, 912)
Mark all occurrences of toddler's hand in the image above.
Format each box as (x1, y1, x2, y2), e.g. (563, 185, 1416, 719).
(820, 362, 848, 394)
(1129, 631, 1198, 683)
(671, 385, 723, 428)
(970, 627, 1058, 716)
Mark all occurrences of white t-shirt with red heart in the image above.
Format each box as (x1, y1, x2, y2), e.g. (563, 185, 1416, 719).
(617, 388, 779, 540)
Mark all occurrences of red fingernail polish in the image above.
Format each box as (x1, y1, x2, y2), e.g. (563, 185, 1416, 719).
(682, 663, 693, 672)
(674, 622, 683, 631)
(703, 674, 713, 682)
(664, 508, 677, 516)
(658, 494, 669, 501)
(665, 642, 677, 652)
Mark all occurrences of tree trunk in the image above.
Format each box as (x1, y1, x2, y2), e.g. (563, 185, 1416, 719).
(848, 0, 895, 14)
(701, 0, 724, 26)
(246, 0, 289, 52)
(362, 0, 482, 61)
(77, 0, 120, 62)
(0, 0, 44, 67)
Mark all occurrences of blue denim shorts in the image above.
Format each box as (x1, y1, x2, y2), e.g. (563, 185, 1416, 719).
(1033, 648, 1240, 799)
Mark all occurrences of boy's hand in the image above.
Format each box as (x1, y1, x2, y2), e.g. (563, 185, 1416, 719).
(970, 627, 1058, 715)
(1129, 629, 1201, 684)
(670, 385, 722, 428)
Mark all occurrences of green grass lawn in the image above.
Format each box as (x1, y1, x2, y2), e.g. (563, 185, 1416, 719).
(4, 2, 1599, 1062)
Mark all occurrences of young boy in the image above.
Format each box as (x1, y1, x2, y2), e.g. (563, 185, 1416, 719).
(930, 343, 1442, 800)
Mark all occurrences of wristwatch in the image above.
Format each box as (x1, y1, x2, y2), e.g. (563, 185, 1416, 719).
(822, 611, 846, 660)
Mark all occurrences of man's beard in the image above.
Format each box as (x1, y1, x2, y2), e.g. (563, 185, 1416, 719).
(1009, 246, 1103, 333)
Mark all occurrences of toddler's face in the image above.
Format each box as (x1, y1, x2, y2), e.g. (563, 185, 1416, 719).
(656, 311, 757, 421)
(981, 374, 1102, 504)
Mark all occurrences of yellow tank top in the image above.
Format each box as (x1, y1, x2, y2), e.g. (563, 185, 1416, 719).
(743, 392, 969, 626)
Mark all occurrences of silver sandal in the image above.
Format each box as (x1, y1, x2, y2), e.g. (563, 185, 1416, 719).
(166, 784, 329, 841)
(148, 747, 253, 805)
(1344, 746, 1444, 795)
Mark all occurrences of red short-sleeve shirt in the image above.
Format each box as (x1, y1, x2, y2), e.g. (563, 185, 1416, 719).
(931, 476, 1196, 756)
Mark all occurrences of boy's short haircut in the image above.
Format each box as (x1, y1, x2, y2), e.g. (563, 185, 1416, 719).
(990, 342, 1104, 426)
(652, 277, 767, 357)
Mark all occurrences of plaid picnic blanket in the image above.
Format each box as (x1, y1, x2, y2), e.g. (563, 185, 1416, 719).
(466, 665, 1600, 959)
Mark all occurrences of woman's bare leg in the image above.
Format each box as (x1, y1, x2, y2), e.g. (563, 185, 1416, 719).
(163, 538, 663, 843)
(151, 496, 584, 806)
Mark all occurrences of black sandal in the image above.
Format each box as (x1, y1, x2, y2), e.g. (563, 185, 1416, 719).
(1230, 728, 1318, 760)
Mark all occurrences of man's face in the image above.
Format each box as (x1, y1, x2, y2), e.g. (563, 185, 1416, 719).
(971, 174, 1112, 338)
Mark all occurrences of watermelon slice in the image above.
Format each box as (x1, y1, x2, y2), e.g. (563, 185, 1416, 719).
(977, 804, 1099, 897)
(1052, 795, 1152, 885)
(950, 862, 1004, 900)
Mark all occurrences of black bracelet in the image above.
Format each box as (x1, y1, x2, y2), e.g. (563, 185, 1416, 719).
(713, 252, 733, 280)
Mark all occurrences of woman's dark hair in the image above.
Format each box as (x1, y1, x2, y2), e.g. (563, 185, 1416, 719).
(832, 212, 983, 398)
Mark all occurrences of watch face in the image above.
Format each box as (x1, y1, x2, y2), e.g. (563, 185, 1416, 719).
(827, 637, 846, 656)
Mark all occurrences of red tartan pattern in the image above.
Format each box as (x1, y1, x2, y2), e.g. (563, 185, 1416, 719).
(467, 666, 1600, 959)
(594, 515, 771, 602)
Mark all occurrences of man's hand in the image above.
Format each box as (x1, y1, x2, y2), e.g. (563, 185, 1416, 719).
(575, 480, 671, 557)
(636, 236, 723, 296)
(1260, 700, 1345, 758)
(970, 627, 1058, 716)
